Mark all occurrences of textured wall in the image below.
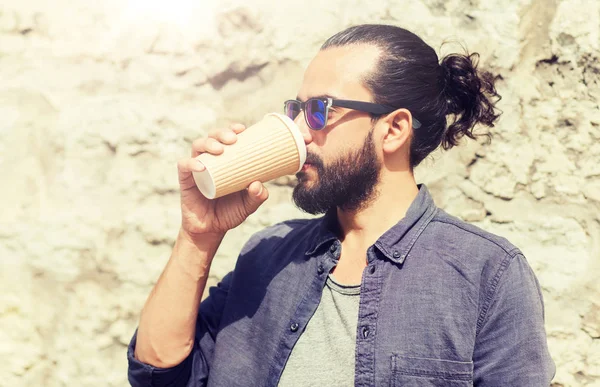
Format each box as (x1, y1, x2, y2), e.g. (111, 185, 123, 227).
(0, 0, 599, 385)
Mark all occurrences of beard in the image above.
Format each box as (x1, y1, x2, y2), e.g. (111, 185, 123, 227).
(292, 128, 381, 215)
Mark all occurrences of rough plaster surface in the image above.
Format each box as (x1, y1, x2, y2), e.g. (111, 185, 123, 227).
(0, 0, 599, 385)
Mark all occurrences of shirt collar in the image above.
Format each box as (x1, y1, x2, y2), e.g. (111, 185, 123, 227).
(305, 184, 438, 264)
(304, 208, 339, 256)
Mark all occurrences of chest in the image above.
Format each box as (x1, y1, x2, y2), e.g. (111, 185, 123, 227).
(212, 247, 481, 387)
(211, 252, 478, 386)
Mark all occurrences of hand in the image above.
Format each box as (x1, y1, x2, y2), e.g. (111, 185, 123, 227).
(177, 124, 269, 243)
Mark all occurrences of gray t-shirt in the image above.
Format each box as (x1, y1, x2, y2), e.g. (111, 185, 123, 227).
(278, 275, 360, 386)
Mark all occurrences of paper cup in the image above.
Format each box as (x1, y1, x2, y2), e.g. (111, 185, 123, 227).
(193, 113, 306, 199)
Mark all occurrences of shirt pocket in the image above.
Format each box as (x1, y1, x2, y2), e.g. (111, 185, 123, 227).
(390, 354, 473, 387)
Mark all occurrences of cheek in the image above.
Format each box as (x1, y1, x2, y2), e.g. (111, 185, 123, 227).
(311, 117, 374, 159)
(318, 142, 355, 167)
(323, 124, 361, 145)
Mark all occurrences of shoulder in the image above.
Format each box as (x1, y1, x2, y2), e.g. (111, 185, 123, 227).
(422, 209, 532, 294)
(231, 217, 321, 279)
(424, 209, 544, 326)
(426, 208, 541, 296)
(427, 208, 522, 259)
(239, 217, 319, 257)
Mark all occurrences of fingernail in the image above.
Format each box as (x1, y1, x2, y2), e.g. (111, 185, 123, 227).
(196, 160, 205, 171)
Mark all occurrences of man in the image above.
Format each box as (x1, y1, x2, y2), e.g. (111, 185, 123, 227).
(128, 24, 555, 386)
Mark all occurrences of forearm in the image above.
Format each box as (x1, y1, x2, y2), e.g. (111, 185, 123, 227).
(134, 228, 224, 368)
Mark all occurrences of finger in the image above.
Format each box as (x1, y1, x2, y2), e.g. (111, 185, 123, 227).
(243, 181, 269, 213)
(208, 128, 237, 145)
(230, 123, 246, 134)
(177, 157, 206, 189)
(178, 157, 205, 175)
(191, 137, 225, 157)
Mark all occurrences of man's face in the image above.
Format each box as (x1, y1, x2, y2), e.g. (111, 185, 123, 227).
(292, 45, 383, 215)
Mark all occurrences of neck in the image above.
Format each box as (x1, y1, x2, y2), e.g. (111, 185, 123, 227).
(335, 172, 419, 248)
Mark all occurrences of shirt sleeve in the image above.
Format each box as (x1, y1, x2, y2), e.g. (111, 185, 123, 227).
(127, 271, 233, 387)
(473, 253, 555, 386)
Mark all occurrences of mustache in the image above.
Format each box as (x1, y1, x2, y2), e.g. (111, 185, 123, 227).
(305, 152, 324, 167)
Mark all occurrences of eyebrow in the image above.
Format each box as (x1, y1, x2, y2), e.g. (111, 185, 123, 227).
(295, 94, 339, 102)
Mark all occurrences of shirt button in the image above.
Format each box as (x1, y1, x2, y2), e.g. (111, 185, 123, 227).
(393, 250, 401, 258)
(369, 266, 376, 274)
(362, 326, 370, 339)
(330, 244, 337, 253)
(290, 323, 299, 332)
(317, 265, 325, 275)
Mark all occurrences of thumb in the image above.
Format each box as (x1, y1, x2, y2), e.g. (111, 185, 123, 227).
(242, 181, 269, 214)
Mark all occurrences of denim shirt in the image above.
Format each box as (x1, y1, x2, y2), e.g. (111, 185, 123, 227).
(127, 184, 555, 386)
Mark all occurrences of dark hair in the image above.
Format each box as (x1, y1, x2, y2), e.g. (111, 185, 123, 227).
(321, 24, 501, 169)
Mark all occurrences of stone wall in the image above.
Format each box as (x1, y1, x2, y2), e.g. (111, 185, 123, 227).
(0, 0, 598, 385)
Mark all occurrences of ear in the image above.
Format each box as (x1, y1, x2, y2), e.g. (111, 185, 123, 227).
(380, 108, 413, 155)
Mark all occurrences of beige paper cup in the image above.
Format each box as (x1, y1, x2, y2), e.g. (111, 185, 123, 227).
(192, 113, 306, 199)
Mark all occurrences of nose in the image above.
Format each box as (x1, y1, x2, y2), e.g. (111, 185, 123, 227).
(295, 114, 313, 146)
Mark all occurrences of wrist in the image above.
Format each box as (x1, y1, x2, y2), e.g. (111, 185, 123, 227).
(178, 228, 225, 253)
(172, 228, 224, 280)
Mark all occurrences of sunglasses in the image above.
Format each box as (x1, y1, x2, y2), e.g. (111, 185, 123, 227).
(284, 97, 422, 131)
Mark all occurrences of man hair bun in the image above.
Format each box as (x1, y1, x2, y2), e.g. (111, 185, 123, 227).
(439, 52, 501, 149)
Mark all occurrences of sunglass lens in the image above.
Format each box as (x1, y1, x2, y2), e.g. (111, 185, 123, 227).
(284, 101, 301, 120)
(306, 99, 326, 129)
